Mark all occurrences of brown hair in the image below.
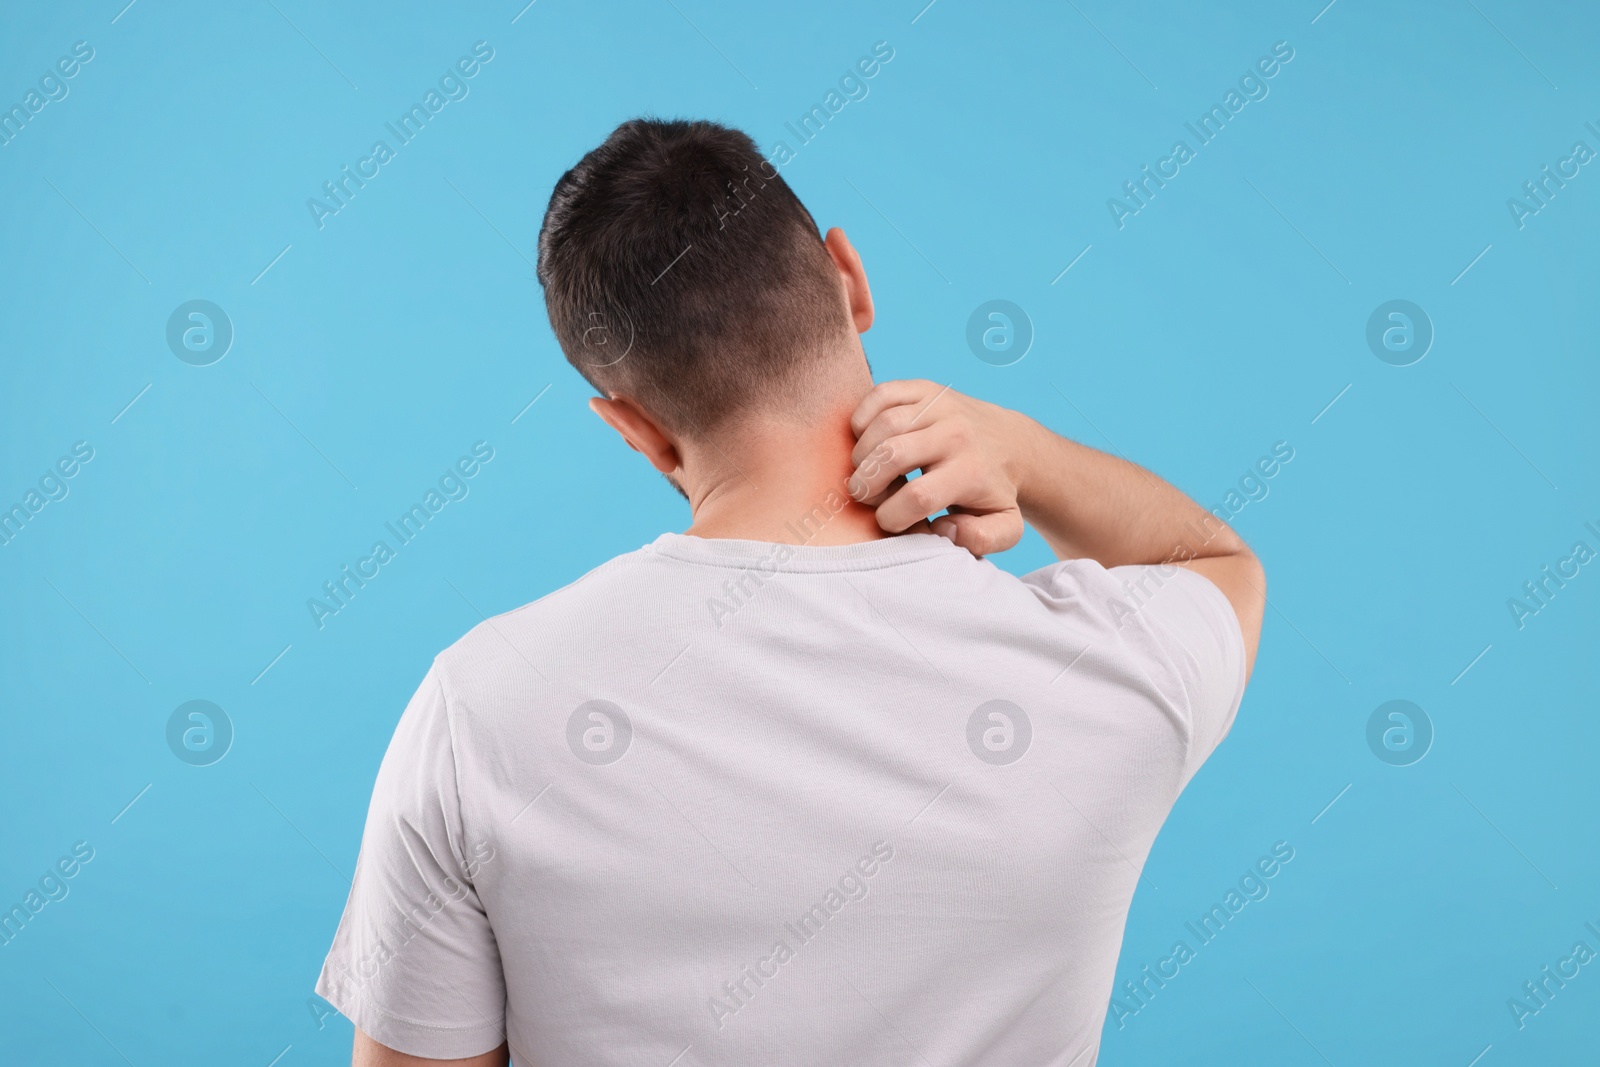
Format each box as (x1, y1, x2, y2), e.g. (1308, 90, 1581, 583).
(536, 118, 851, 435)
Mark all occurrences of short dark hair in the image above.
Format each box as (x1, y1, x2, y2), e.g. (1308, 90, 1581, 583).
(536, 118, 850, 435)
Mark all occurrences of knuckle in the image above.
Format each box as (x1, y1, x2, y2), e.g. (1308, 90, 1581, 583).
(859, 443, 891, 478)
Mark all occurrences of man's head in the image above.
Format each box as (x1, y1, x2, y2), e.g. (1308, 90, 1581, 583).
(537, 119, 874, 472)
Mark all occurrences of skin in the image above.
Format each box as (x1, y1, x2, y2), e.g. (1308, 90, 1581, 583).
(352, 225, 1265, 1065)
(352, 1034, 507, 1067)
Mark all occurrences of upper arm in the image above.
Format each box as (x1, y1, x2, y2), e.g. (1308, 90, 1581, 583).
(1098, 560, 1253, 784)
(1173, 548, 1265, 680)
(1022, 556, 1255, 781)
(354, 1031, 508, 1067)
(315, 666, 508, 1060)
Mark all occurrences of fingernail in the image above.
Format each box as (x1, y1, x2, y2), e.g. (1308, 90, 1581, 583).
(846, 475, 866, 500)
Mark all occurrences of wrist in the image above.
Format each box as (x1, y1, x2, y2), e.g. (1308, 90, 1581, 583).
(1004, 410, 1054, 512)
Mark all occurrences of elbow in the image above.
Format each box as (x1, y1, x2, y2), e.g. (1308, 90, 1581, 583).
(1242, 545, 1265, 598)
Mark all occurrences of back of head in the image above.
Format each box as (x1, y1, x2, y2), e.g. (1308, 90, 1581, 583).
(537, 119, 852, 437)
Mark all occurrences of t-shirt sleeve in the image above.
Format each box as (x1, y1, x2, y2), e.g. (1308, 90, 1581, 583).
(1115, 565, 1248, 783)
(315, 664, 507, 1059)
(1022, 558, 1248, 787)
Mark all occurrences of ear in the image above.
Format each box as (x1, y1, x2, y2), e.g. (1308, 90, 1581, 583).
(823, 227, 874, 334)
(588, 396, 681, 475)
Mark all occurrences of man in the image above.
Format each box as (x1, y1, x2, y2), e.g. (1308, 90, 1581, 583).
(317, 118, 1265, 1067)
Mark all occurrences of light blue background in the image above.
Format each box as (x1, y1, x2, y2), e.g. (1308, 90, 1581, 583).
(2, 1, 1596, 1064)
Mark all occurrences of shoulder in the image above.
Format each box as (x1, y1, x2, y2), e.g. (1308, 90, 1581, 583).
(434, 544, 660, 678)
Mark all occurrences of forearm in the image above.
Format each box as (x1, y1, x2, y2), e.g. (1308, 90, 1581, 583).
(1009, 414, 1248, 569)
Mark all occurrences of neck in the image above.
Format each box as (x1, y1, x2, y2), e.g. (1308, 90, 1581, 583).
(682, 401, 926, 546)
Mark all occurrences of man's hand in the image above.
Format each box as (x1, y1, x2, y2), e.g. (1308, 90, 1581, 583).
(848, 379, 1035, 557)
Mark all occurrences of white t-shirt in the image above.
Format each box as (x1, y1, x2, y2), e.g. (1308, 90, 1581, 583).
(317, 532, 1245, 1066)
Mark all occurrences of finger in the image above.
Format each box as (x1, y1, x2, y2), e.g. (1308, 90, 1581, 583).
(847, 428, 947, 502)
(859, 473, 909, 508)
(874, 469, 966, 534)
(851, 400, 944, 468)
(930, 508, 1025, 558)
(850, 380, 938, 437)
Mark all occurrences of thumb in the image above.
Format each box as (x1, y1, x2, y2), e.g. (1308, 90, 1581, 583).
(930, 508, 1024, 558)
